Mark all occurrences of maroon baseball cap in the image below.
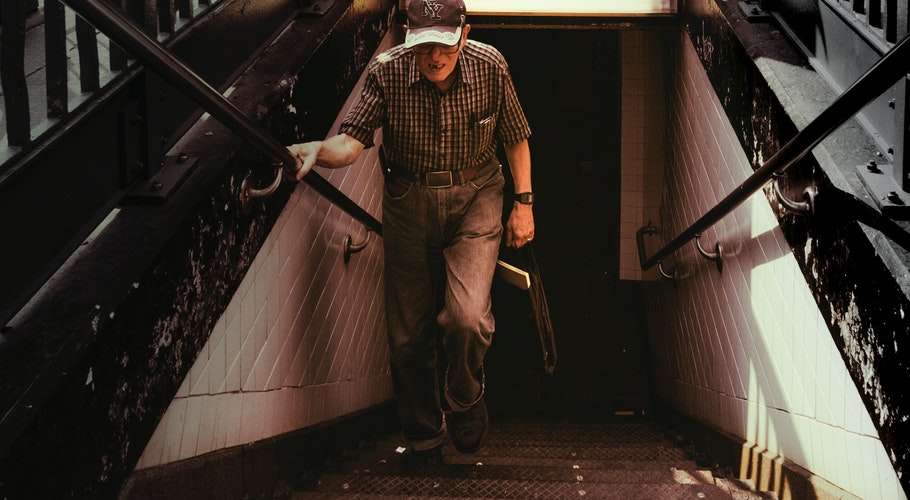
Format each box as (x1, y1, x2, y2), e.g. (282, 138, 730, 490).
(404, 0, 466, 49)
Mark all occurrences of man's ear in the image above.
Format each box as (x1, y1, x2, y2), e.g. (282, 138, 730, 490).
(462, 23, 471, 40)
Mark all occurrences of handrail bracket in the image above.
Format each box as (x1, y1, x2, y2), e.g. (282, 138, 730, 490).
(658, 261, 677, 280)
(344, 230, 373, 263)
(637, 222, 676, 280)
(695, 233, 723, 272)
(636, 222, 660, 269)
(773, 175, 817, 217)
(241, 164, 285, 213)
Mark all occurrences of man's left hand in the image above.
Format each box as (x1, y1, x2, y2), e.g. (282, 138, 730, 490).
(506, 203, 534, 248)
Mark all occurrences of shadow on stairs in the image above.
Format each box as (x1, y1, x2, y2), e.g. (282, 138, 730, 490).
(272, 413, 775, 499)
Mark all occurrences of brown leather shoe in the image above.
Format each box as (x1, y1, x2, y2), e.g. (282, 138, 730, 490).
(448, 397, 488, 454)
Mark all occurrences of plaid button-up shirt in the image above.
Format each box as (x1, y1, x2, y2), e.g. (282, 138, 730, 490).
(339, 40, 531, 174)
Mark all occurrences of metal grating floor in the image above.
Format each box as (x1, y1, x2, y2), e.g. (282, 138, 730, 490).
(280, 415, 775, 499)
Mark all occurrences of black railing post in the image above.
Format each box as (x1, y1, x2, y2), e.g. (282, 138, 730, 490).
(45, 0, 69, 119)
(898, 0, 909, 40)
(75, 16, 101, 92)
(1, 0, 32, 148)
(157, 0, 175, 34)
(177, 0, 192, 20)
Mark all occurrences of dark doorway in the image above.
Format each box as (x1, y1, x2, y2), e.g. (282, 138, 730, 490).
(472, 28, 646, 415)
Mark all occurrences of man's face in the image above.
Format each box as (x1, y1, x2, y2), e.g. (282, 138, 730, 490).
(413, 25, 470, 87)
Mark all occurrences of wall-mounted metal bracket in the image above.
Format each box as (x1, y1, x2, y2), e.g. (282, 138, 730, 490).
(240, 164, 284, 214)
(637, 223, 677, 279)
(657, 261, 676, 280)
(126, 153, 197, 204)
(695, 233, 723, 272)
(635, 222, 660, 270)
(855, 162, 910, 220)
(344, 231, 372, 263)
(773, 176, 817, 216)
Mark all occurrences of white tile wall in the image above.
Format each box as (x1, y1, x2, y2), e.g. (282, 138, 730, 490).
(619, 31, 665, 282)
(135, 37, 395, 471)
(646, 31, 905, 500)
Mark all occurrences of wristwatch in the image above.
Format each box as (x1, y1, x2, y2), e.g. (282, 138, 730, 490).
(514, 192, 534, 205)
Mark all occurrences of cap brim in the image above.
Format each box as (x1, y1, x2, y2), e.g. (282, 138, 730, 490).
(404, 25, 462, 49)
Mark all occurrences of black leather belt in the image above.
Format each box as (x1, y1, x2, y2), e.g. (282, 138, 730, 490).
(379, 147, 489, 188)
(401, 164, 480, 188)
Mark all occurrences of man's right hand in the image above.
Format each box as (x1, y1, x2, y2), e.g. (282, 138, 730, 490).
(286, 141, 322, 181)
(285, 133, 366, 179)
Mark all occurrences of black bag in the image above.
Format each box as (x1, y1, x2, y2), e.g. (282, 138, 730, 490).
(491, 243, 557, 375)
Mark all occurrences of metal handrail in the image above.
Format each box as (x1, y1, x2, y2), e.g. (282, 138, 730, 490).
(639, 33, 910, 271)
(63, 0, 383, 235)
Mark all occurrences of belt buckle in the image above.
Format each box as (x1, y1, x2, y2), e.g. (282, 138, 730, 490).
(425, 171, 453, 188)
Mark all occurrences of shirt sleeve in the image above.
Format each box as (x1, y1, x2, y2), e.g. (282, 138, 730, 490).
(495, 58, 531, 146)
(339, 67, 384, 148)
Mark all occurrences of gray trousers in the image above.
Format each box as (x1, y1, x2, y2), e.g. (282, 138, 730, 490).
(381, 161, 504, 451)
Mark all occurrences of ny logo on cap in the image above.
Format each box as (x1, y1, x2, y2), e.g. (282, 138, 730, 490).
(421, 0, 444, 20)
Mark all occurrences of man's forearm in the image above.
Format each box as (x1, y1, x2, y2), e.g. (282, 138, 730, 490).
(315, 133, 365, 169)
(504, 139, 532, 193)
(288, 132, 365, 180)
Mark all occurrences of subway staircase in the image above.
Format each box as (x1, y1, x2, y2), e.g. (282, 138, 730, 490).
(276, 413, 773, 499)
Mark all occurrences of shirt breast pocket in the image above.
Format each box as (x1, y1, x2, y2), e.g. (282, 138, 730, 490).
(471, 114, 496, 153)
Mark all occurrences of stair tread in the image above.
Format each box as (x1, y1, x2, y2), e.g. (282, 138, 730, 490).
(354, 440, 693, 465)
(487, 415, 673, 433)
(359, 417, 684, 450)
(343, 456, 701, 473)
(293, 475, 739, 499)
(343, 453, 703, 473)
(316, 465, 715, 484)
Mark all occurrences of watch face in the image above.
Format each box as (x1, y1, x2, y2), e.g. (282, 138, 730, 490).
(517, 192, 534, 204)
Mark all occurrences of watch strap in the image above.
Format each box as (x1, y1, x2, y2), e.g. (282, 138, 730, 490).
(514, 192, 534, 205)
